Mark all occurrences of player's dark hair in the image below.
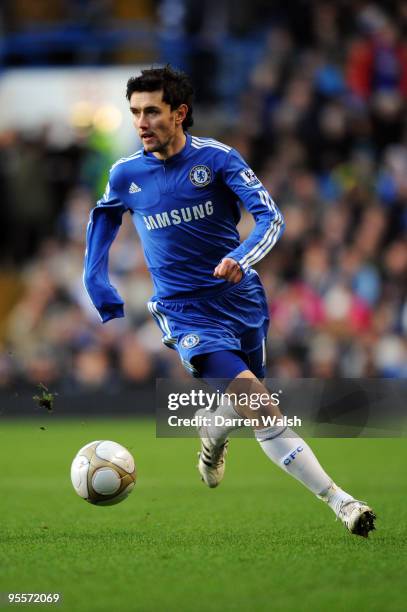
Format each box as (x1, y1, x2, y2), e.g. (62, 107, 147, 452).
(126, 65, 194, 131)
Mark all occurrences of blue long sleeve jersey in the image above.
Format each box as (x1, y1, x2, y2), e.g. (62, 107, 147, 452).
(84, 134, 285, 322)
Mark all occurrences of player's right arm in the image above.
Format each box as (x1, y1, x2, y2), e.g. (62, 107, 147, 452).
(83, 173, 127, 323)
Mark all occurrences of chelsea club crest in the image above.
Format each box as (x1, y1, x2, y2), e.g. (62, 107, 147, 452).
(189, 165, 211, 187)
(181, 334, 200, 349)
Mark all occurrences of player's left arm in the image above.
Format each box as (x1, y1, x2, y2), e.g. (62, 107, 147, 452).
(215, 149, 285, 281)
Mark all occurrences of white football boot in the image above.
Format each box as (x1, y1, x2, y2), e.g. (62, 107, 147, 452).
(337, 500, 376, 537)
(196, 409, 228, 488)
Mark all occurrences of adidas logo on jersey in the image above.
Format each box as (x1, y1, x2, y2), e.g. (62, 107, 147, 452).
(129, 182, 141, 193)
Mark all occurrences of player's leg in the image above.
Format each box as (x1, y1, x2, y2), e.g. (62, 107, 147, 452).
(195, 350, 375, 536)
(226, 369, 376, 536)
(193, 350, 248, 487)
(192, 328, 271, 488)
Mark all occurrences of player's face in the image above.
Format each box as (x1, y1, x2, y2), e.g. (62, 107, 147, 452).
(129, 90, 185, 157)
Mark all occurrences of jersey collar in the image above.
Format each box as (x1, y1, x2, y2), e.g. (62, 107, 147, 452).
(142, 133, 192, 164)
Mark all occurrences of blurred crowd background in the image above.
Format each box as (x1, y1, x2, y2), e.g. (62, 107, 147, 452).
(0, 0, 406, 395)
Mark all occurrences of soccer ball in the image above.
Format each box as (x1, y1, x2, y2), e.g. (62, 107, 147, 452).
(70, 440, 136, 506)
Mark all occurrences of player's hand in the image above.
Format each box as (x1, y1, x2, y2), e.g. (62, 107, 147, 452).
(213, 258, 243, 283)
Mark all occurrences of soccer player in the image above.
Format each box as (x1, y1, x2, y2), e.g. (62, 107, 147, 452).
(84, 66, 375, 537)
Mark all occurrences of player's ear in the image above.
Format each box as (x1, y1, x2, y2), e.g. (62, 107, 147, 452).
(175, 104, 188, 126)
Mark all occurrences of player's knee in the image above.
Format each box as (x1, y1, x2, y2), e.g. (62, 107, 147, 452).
(227, 374, 282, 419)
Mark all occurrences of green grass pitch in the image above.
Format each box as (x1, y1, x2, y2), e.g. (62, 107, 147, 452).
(1, 419, 406, 611)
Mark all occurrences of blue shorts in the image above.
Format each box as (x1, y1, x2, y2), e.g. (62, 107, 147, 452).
(148, 270, 269, 376)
